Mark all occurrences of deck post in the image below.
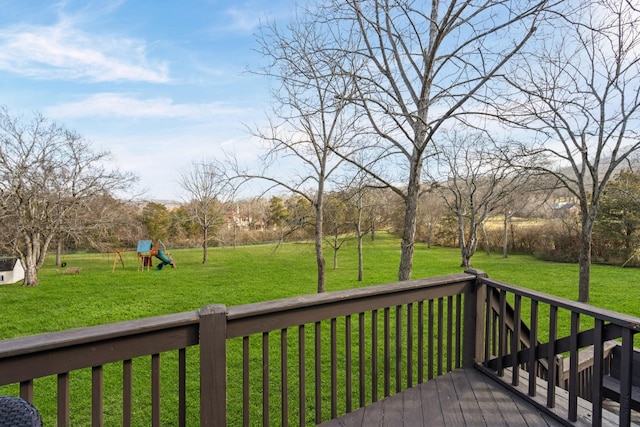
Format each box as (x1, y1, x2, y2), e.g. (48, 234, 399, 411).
(619, 328, 634, 427)
(199, 304, 227, 427)
(463, 269, 488, 368)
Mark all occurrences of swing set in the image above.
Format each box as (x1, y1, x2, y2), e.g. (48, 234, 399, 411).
(111, 240, 176, 272)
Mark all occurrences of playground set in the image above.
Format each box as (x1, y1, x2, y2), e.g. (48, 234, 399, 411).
(111, 240, 176, 272)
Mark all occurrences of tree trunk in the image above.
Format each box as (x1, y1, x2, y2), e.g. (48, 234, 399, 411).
(56, 240, 62, 266)
(23, 236, 39, 286)
(460, 231, 478, 269)
(356, 210, 364, 282)
(315, 190, 326, 293)
(482, 222, 490, 256)
(202, 227, 208, 264)
(461, 248, 472, 269)
(578, 207, 596, 303)
(333, 247, 338, 269)
(398, 167, 421, 281)
(457, 213, 466, 267)
(370, 218, 376, 241)
(21, 231, 55, 285)
(459, 216, 479, 268)
(24, 262, 38, 286)
(503, 210, 509, 258)
(357, 234, 364, 281)
(578, 231, 591, 303)
(315, 207, 325, 293)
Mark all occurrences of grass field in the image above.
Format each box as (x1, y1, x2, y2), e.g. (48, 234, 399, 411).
(2, 232, 640, 340)
(2, 233, 640, 425)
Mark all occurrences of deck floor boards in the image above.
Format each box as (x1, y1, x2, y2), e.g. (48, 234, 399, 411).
(318, 367, 626, 426)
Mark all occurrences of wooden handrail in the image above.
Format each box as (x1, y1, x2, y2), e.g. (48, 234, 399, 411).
(0, 311, 201, 385)
(225, 273, 476, 338)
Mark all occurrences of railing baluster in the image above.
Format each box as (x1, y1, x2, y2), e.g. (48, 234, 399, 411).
(455, 294, 462, 369)
(345, 314, 352, 413)
(484, 288, 491, 366)
(358, 312, 365, 408)
(315, 321, 321, 424)
(178, 349, 186, 427)
(491, 308, 500, 355)
(447, 295, 453, 373)
(92, 365, 103, 427)
(428, 299, 434, 380)
(407, 303, 413, 388)
(418, 301, 424, 384)
(528, 300, 538, 397)
(243, 336, 250, 427)
(591, 318, 603, 427)
(19, 380, 33, 403)
(568, 311, 579, 421)
(497, 290, 506, 377)
(263, 332, 270, 427)
(547, 305, 558, 409)
(512, 294, 521, 386)
(151, 354, 160, 427)
(58, 372, 70, 427)
(384, 307, 390, 397)
(437, 298, 443, 376)
(330, 318, 337, 418)
(281, 328, 289, 427)
(620, 327, 634, 427)
(123, 360, 132, 427)
(395, 305, 402, 393)
(298, 325, 305, 427)
(372, 309, 378, 402)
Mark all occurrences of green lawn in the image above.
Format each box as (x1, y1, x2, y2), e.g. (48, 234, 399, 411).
(2, 233, 639, 340)
(37, 236, 640, 357)
(2, 233, 640, 425)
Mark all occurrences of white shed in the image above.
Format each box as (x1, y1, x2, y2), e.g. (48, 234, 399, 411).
(0, 258, 25, 284)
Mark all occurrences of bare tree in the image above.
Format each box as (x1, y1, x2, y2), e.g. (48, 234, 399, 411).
(237, 14, 362, 293)
(54, 182, 141, 264)
(498, 181, 553, 258)
(343, 172, 377, 281)
(417, 190, 448, 249)
(322, 193, 353, 270)
(0, 107, 136, 285)
(429, 130, 528, 268)
(500, 0, 640, 302)
(59, 195, 146, 254)
(178, 160, 235, 264)
(321, 0, 550, 281)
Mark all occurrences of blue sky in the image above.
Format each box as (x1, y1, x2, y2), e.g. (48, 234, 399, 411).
(0, 0, 293, 200)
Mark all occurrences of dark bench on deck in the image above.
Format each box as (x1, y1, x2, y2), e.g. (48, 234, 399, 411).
(602, 344, 640, 411)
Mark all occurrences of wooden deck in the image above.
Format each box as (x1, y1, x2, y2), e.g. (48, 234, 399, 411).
(318, 367, 636, 427)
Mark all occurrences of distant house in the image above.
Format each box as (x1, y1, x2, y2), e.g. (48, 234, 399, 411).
(0, 258, 25, 284)
(550, 200, 579, 218)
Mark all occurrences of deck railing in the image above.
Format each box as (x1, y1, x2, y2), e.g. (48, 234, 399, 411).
(0, 270, 639, 426)
(477, 274, 640, 426)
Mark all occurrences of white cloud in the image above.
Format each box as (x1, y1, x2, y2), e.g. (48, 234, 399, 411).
(0, 18, 169, 82)
(47, 93, 250, 119)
